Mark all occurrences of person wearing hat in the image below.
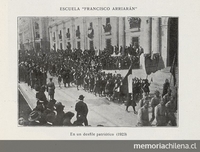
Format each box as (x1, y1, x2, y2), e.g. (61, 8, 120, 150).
(54, 102, 65, 126)
(47, 77, 55, 100)
(165, 96, 177, 126)
(162, 79, 170, 97)
(138, 92, 148, 108)
(155, 99, 168, 126)
(137, 100, 150, 126)
(28, 111, 42, 126)
(45, 111, 57, 126)
(126, 93, 137, 114)
(142, 79, 150, 95)
(36, 85, 48, 107)
(41, 102, 56, 125)
(63, 112, 75, 126)
(150, 90, 161, 124)
(75, 95, 88, 126)
(163, 88, 172, 105)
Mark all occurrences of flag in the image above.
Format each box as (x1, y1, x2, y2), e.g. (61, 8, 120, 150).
(121, 64, 133, 95)
(170, 54, 176, 86)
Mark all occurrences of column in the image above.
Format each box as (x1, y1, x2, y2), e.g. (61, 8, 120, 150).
(98, 17, 103, 50)
(152, 17, 160, 54)
(49, 27, 53, 50)
(139, 17, 151, 69)
(118, 17, 125, 55)
(62, 22, 66, 50)
(141, 17, 151, 54)
(55, 24, 59, 51)
(83, 17, 87, 50)
(71, 18, 76, 50)
(161, 17, 169, 68)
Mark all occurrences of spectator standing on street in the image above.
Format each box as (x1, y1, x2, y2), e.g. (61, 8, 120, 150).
(54, 102, 65, 126)
(165, 96, 177, 126)
(126, 93, 137, 114)
(47, 78, 55, 100)
(138, 92, 148, 108)
(150, 90, 161, 124)
(63, 112, 75, 126)
(162, 79, 170, 97)
(58, 74, 62, 88)
(137, 100, 150, 126)
(75, 95, 88, 126)
(155, 99, 168, 126)
(163, 88, 172, 105)
(28, 111, 42, 126)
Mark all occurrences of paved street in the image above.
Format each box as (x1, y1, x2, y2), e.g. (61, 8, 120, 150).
(18, 71, 158, 127)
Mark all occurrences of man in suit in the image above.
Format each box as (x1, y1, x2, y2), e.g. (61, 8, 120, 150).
(75, 95, 88, 126)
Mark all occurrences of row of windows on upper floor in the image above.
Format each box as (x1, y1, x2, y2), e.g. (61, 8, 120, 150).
(51, 17, 141, 41)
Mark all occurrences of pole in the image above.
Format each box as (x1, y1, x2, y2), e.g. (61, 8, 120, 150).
(169, 53, 176, 86)
(31, 18, 36, 52)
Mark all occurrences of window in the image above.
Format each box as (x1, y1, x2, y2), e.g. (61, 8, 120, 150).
(76, 26, 80, 38)
(35, 32, 40, 39)
(103, 18, 111, 33)
(90, 22, 93, 28)
(59, 30, 62, 39)
(53, 43, 56, 50)
(128, 17, 141, 29)
(67, 28, 70, 38)
(132, 37, 139, 46)
(106, 18, 110, 24)
(35, 22, 39, 29)
(77, 41, 81, 49)
(89, 41, 94, 50)
(60, 43, 63, 50)
(106, 39, 111, 49)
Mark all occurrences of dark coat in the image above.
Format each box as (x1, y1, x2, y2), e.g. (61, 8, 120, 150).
(47, 82, 55, 95)
(75, 100, 88, 117)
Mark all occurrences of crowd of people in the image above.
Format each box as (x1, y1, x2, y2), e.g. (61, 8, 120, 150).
(137, 86, 177, 127)
(18, 44, 177, 127)
(19, 93, 89, 126)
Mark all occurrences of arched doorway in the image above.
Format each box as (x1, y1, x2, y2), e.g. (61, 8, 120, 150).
(168, 18, 178, 66)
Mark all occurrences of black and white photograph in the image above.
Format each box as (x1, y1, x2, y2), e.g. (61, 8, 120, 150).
(18, 16, 178, 127)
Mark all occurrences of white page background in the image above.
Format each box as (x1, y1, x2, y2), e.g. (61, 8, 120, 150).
(1, 0, 200, 140)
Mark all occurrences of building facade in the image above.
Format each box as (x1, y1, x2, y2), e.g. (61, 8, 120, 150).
(48, 17, 178, 70)
(18, 17, 50, 52)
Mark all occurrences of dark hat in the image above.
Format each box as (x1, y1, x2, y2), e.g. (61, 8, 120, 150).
(64, 112, 75, 119)
(34, 104, 45, 112)
(46, 112, 56, 123)
(18, 117, 25, 125)
(46, 102, 55, 110)
(28, 111, 41, 122)
(49, 77, 53, 80)
(55, 102, 65, 108)
(49, 99, 57, 104)
(79, 95, 85, 100)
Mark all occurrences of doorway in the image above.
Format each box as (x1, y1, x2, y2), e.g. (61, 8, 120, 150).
(168, 18, 178, 66)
